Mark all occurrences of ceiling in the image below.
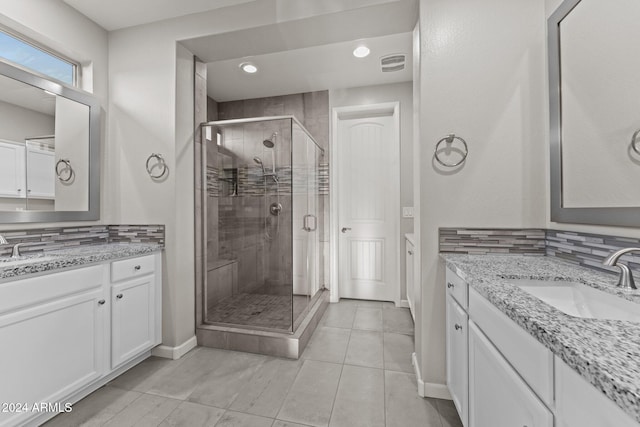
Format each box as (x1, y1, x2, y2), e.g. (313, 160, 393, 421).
(62, 0, 255, 31)
(207, 32, 412, 102)
(0, 74, 55, 116)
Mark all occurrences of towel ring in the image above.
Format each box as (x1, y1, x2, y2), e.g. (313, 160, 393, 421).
(146, 153, 168, 179)
(434, 134, 468, 167)
(631, 129, 640, 155)
(55, 159, 74, 182)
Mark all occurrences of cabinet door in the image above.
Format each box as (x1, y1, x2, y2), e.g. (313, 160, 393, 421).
(26, 146, 55, 199)
(0, 141, 25, 198)
(446, 294, 468, 427)
(469, 322, 552, 427)
(405, 239, 415, 319)
(112, 275, 155, 369)
(0, 288, 106, 427)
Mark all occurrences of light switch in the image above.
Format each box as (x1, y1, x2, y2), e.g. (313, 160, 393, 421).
(402, 207, 414, 218)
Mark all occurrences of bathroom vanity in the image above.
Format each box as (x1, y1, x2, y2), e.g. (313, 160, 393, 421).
(0, 244, 162, 427)
(443, 254, 640, 427)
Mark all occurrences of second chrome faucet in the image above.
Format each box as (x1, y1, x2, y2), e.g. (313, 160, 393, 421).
(603, 247, 640, 290)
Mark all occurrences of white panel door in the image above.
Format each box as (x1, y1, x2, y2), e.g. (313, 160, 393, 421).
(338, 114, 398, 301)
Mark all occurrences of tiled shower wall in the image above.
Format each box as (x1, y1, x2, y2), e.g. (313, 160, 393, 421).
(439, 227, 640, 276)
(214, 91, 330, 289)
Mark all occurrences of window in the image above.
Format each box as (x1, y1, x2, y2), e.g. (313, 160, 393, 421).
(0, 30, 77, 85)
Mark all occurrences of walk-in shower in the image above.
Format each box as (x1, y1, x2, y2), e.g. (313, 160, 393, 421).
(195, 116, 326, 358)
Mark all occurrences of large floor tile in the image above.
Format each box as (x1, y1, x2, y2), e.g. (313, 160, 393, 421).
(352, 307, 383, 331)
(109, 356, 181, 393)
(272, 421, 311, 427)
(301, 326, 350, 364)
(435, 399, 464, 427)
(187, 351, 267, 408)
(43, 386, 141, 427)
(383, 332, 414, 373)
(229, 358, 303, 417)
(159, 401, 225, 427)
(344, 329, 384, 369)
(329, 365, 385, 427)
(320, 303, 357, 329)
(382, 308, 414, 335)
(384, 371, 442, 427)
(277, 360, 342, 427)
(103, 393, 181, 426)
(214, 411, 274, 427)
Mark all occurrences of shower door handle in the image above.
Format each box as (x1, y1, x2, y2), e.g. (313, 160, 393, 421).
(303, 214, 317, 232)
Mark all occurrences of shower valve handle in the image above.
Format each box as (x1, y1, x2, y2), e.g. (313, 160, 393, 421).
(341, 227, 352, 233)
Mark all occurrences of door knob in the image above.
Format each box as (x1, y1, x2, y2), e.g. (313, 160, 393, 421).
(341, 227, 352, 233)
(98, 299, 106, 305)
(116, 294, 123, 299)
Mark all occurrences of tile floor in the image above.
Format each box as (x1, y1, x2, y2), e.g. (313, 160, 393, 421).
(44, 300, 463, 427)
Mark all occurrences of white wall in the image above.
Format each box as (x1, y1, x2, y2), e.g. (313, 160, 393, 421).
(415, 0, 547, 394)
(0, 0, 109, 225)
(329, 81, 413, 299)
(0, 100, 54, 142)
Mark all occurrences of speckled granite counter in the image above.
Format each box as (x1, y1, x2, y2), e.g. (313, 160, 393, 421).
(0, 243, 162, 281)
(441, 254, 640, 423)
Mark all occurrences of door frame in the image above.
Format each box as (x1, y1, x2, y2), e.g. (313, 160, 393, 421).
(330, 102, 401, 304)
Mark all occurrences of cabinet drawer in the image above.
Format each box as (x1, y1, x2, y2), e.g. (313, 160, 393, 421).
(0, 265, 103, 315)
(446, 267, 468, 309)
(111, 254, 155, 282)
(469, 287, 553, 406)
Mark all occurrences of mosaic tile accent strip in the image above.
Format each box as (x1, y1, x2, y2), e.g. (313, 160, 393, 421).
(439, 228, 546, 255)
(108, 224, 165, 246)
(546, 229, 640, 275)
(319, 162, 329, 196)
(0, 224, 165, 257)
(206, 166, 219, 197)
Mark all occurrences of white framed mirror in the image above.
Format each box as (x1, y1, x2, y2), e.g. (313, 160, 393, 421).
(0, 60, 100, 223)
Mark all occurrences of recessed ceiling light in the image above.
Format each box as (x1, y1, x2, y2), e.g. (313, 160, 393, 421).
(240, 62, 258, 74)
(353, 46, 370, 58)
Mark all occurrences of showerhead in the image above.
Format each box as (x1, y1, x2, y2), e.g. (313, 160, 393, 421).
(263, 132, 277, 148)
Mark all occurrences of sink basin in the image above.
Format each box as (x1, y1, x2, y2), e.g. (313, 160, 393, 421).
(0, 255, 59, 267)
(512, 279, 640, 322)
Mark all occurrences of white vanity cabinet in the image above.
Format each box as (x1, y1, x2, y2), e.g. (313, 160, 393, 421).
(110, 254, 161, 369)
(25, 145, 55, 199)
(0, 251, 162, 427)
(0, 266, 107, 427)
(445, 268, 468, 427)
(0, 140, 26, 198)
(405, 236, 415, 319)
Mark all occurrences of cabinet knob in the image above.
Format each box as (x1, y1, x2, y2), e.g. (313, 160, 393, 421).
(17, 189, 21, 192)
(116, 294, 123, 299)
(27, 189, 31, 193)
(98, 299, 106, 305)
(134, 265, 141, 271)
(447, 282, 455, 289)
(408, 250, 413, 255)
(455, 324, 462, 331)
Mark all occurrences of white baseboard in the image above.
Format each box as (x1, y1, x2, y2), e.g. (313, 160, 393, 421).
(412, 352, 452, 400)
(152, 335, 197, 360)
(398, 299, 410, 308)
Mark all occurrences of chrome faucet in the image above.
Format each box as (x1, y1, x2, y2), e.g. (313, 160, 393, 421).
(603, 248, 640, 290)
(0, 235, 25, 258)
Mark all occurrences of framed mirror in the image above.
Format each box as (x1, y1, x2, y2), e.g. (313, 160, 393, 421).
(549, 0, 640, 226)
(0, 60, 100, 223)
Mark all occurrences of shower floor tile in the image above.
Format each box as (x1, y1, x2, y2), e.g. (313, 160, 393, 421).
(206, 293, 308, 330)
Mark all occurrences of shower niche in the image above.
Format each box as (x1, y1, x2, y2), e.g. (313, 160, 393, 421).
(196, 116, 327, 358)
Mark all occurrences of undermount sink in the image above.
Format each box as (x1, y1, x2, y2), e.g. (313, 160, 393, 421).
(0, 254, 59, 267)
(512, 279, 640, 322)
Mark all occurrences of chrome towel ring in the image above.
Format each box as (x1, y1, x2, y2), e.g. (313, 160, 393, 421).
(55, 159, 75, 182)
(146, 153, 168, 179)
(631, 129, 640, 155)
(434, 134, 468, 167)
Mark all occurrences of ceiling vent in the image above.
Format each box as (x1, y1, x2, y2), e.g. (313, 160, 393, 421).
(380, 54, 406, 72)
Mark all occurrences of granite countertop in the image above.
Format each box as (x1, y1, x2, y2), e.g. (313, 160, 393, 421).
(440, 253, 640, 423)
(0, 243, 162, 281)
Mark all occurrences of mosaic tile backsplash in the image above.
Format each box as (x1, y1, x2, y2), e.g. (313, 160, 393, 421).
(439, 227, 640, 276)
(439, 228, 546, 255)
(0, 224, 164, 257)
